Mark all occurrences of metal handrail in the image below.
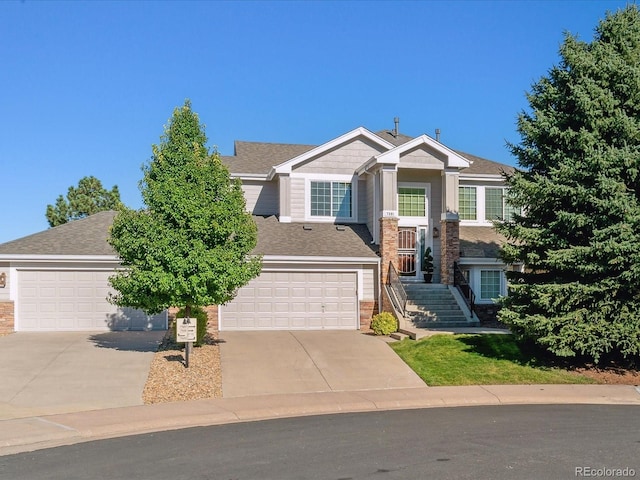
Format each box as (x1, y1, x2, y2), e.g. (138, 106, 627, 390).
(387, 261, 408, 316)
(453, 261, 475, 314)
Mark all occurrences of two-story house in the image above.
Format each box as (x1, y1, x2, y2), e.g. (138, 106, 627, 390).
(0, 124, 513, 333)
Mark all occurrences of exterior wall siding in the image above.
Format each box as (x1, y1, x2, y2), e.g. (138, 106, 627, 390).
(289, 177, 306, 221)
(293, 138, 385, 174)
(358, 179, 367, 223)
(241, 180, 279, 215)
(399, 146, 446, 169)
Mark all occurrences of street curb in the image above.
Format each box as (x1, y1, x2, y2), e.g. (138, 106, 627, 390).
(1, 384, 638, 456)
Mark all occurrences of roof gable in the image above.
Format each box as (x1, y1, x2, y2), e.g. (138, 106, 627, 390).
(271, 127, 395, 178)
(376, 134, 470, 168)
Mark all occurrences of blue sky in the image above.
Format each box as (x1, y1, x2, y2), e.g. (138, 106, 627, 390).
(0, 0, 630, 243)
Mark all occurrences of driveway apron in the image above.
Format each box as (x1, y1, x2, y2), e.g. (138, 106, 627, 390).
(219, 331, 426, 398)
(0, 331, 164, 420)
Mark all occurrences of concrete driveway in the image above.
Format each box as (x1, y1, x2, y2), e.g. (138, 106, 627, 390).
(0, 331, 164, 420)
(219, 331, 426, 397)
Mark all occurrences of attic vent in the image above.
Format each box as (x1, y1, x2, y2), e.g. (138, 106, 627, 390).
(336, 225, 346, 231)
(303, 225, 313, 231)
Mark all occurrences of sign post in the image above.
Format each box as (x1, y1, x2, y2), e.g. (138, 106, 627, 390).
(176, 317, 197, 368)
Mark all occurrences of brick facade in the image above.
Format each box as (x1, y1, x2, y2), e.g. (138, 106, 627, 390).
(439, 218, 460, 285)
(359, 300, 377, 329)
(0, 301, 14, 334)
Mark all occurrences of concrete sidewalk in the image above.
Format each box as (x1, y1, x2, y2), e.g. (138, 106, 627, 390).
(1, 384, 639, 456)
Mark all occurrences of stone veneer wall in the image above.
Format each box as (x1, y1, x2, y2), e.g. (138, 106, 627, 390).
(379, 217, 399, 312)
(0, 301, 14, 334)
(439, 219, 460, 285)
(474, 303, 506, 328)
(359, 300, 377, 329)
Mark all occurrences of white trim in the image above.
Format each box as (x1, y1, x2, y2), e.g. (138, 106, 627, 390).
(376, 134, 471, 169)
(459, 174, 505, 181)
(262, 255, 380, 264)
(458, 185, 513, 226)
(270, 127, 395, 179)
(231, 173, 269, 181)
(0, 254, 118, 262)
(304, 176, 358, 223)
(278, 216, 292, 223)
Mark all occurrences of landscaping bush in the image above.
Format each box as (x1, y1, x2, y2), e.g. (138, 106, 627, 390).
(174, 306, 208, 346)
(371, 312, 397, 335)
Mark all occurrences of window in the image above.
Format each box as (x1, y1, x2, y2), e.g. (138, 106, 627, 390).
(398, 187, 426, 217)
(459, 187, 477, 220)
(310, 181, 352, 217)
(480, 270, 502, 300)
(485, 188, 504, 220)
(485, 188, 520, 221)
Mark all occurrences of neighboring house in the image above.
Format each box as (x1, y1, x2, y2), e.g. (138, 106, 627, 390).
(0, 125, 513, 334)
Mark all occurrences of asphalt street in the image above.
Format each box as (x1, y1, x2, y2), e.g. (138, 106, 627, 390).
(2, 404, 638, 480)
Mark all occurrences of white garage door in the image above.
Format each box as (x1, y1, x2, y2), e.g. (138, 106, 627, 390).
(221, 271, 358, 330)
(17, 270, 167, 332)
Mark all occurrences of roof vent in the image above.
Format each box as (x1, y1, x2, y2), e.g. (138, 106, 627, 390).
(336, 225, 346, 231)
(303, 225, 313, 231)
(393, 117, 399, 137)
(435, 128, 441, 142)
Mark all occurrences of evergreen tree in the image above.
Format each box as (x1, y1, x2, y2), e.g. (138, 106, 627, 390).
(108, 101, 261, 319)
(498, 6, 640, 362)
(46, 176, 121, 227)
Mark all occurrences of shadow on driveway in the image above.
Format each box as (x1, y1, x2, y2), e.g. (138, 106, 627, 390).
(89, 331, 165, 352)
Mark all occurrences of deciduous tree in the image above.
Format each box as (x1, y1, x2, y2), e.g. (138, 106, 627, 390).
(497, 6, 640, 362)
(108, 101, 261, 326)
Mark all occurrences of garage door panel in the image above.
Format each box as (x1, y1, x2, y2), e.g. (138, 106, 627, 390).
(221, 271, 358, 331)
(17, 270, 167, 332)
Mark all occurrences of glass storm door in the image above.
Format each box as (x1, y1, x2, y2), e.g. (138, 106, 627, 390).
(398, 227, 417, 276)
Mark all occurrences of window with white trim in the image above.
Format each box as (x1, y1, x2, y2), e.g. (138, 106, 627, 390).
(485, 187, 521, 222)
(310, 181, 352, 218)
(398, 187, 426, 217)
(459, 187, 477, 220)
(480, 270, 502, 300)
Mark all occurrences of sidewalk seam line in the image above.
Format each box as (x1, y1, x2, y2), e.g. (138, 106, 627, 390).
(34, 417, 78, 432)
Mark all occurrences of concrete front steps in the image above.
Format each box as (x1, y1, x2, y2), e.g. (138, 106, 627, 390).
(400, 283, 479, 334)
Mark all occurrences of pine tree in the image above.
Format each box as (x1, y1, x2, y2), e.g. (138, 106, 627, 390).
(46, 176, 121, 227)
(497, 6, 640, 362)
(108, 101, 261, 319)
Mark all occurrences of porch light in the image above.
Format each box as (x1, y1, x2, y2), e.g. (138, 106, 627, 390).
(0, 272, 5, 288)
(433, 227, 440, 238)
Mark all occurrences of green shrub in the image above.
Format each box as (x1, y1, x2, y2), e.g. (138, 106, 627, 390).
(371, 312, 397, 335)
(174, 305, 208, 346)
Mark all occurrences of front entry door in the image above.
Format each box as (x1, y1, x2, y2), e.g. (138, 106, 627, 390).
(398, 227, 417, 276)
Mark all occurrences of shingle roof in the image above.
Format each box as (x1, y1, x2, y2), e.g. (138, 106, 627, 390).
(0, 211, 378, 260)
(0, 210, 117, 256)
(252, 216, 378, 258)
(459, 226, 506, 259)
(220, 132, 512, 177)
(221, 141, 316, 175)
(457, 151, 515, 176)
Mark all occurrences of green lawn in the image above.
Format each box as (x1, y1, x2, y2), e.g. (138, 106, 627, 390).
(390, 334, 597, 386)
